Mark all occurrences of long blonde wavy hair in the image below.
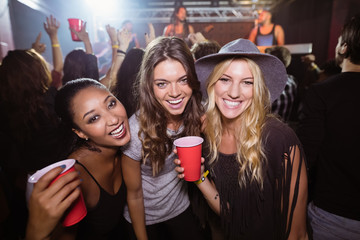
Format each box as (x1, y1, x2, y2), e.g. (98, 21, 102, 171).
(204, 57, 271, 188)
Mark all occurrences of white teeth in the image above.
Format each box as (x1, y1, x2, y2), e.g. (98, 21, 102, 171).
(224, 99, 240, 107)
(168, 99, 182, 104)
(110, 123, 124, 136)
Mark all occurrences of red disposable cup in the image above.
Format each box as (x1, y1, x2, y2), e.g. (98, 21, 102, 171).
(174, 136, 204, 181)
(28, 159, 87, 227)
(68, 18, 84, 41)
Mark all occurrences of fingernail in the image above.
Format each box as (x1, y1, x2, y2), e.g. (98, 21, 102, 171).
(60, 164, 66, 169)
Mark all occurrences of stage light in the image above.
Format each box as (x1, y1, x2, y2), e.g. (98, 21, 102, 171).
(85, 0, 121, 15)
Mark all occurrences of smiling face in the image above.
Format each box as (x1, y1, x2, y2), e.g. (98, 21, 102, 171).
(153, 59, 193, 120)
(71, 86, 130, 148)
(214, 59, 254, 120)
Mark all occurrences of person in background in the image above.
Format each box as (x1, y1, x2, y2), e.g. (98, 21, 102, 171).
(100, 25, 132, 90)
(62, 22, 99, 85)
(265, 46, 297, 123)
(0, 49, 62, 238)
(121, 20, 140, 52)
(297, 14, 360, 239)
(163, 5, 195, 45)
(121, 36, 205, 240)
(176, 38, 308, 239)
(248, 10, 285, 47)
(94, 27, 112, 78)
(113, 48, 145, 118)
(112, 23, 155, 118)
(300, 54, 341, 87)
(31, 15, 63, 89)
(190, 40, 221, 61)
(190, 39, 222, 103)
(63, 23, 132, 90)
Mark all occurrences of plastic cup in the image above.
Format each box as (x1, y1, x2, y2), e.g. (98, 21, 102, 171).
(67, 18, 84, 41)
(174, 136, 204, 181)
(28, 159, 87, 227)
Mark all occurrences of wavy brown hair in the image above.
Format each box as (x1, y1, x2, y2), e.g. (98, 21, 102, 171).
(138, 36, 203, 175)
(0, 49, 53, 142)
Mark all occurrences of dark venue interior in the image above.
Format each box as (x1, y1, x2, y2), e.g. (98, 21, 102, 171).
(1, 0, 359, 65)
(1, 0, 360, 239)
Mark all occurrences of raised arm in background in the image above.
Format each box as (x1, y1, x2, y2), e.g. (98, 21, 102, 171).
(144, 23, 156, 46)
(70, 22, 93, 54)
(100, 26, 131, 90)
(44, 15, 63, 74)
(31, 32, 46, 54)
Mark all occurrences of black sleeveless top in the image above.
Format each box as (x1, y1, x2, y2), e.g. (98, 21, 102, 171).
(76, 160, 127, 240)
(255, 24, 277, 46)
(190, 118, 306, 240)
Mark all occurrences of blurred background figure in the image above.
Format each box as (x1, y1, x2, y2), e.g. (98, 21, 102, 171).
(163, 5, 195, 46)
(0, 49, 62, 238)
(248, 10, 285, 47)
(265, 46, 297, 124)
(297, 14, 360, 239)
(121, 20, 140, 52)
(94, 27, 112, 77)
(190, 39, 221, 60)
(113, 48, 145, 118)
(62, 21, 99, 85)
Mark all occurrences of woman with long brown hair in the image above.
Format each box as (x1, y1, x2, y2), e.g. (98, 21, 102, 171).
(121, 36, 205, 240)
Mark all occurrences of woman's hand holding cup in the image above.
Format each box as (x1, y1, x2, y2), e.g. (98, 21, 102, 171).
(174, 148, 205, 180)
(26, 166, 81, 240)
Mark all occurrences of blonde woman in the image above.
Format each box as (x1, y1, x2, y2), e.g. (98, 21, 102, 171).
(176, 39, 308, 239)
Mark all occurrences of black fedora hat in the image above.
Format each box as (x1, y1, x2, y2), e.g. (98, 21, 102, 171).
(195, 38, 287, 103)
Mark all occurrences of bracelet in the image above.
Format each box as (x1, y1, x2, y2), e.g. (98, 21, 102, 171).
(52, 44, 60, 47)
(112, 45, 119, 49)
(194, 170, 209, 185)
(117, 49, 126, 55)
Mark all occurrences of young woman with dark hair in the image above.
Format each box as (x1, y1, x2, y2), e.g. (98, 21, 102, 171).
(163, 5, 194, 44)
(53, 78, 130, 239)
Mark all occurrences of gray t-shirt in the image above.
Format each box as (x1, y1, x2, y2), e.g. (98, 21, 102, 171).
(121, 114, 189, 225)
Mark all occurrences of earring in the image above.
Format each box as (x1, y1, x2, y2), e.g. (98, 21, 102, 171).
(85, 138, 88, 141)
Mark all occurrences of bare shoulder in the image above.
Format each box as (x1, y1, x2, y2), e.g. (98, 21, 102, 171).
(163, 24, 173, 35)
(275, 24, 284, 32)
(189, 24, 195, 33)
(248, 27, 258, 42)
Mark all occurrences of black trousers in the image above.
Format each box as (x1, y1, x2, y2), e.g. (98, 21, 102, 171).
(126, 207, 206, 240)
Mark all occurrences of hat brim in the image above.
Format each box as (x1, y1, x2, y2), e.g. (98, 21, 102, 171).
(195, 51, 288, 103)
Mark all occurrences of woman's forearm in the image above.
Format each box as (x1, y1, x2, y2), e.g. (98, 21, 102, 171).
(196, 179, 220, 215)
(127, 194, 148, 240)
